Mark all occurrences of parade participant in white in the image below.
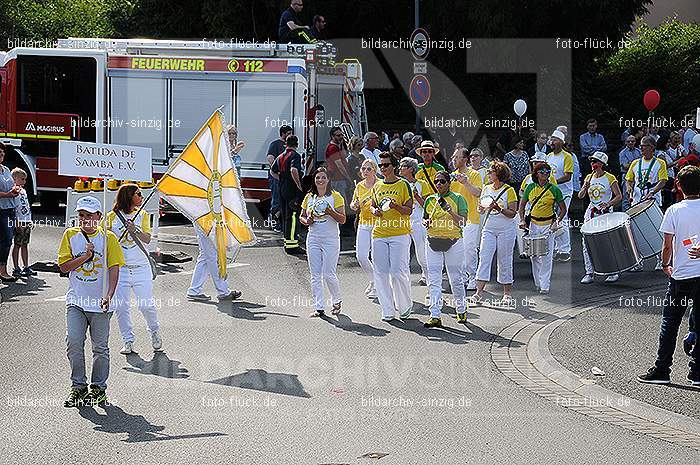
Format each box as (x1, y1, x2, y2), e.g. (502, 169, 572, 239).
(545, 130, 574, 261)
(350, 159, 378, 298)
(519, 163, 567, 294)
(518, 152, 557, 259)
(58, 196, 124, 407)
(106, 183, 162, 355)
(370, 152, 413, 321)
(187, 224, 242, 301)
(422, 171, 468, 327)
(300, 167, 346, 317)
(625, 136, 668, 207)
(625, 135, 668, 271)
(398, 157, 430, 285)
(578, 152, 622, 284)
(472, 161, 519, 304)
(450, 148, 483, 290)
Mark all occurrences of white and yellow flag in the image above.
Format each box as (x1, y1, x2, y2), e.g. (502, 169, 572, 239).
(157, 110, 255, 278)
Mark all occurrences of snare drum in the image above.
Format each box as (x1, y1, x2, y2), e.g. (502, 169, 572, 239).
(523, 234, 549, 257)
(626, 199, 664, 259)
(581, 212, 641, 275)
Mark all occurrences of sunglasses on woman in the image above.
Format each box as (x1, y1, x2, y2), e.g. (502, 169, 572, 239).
(434, 178, 449, 185)
(378, 163, 393, 168)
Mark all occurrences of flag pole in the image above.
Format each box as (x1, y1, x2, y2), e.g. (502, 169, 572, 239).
(102, 178, 109, 309)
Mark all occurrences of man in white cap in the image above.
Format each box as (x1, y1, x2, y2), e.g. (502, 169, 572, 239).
(545, 130, 574, 261)
(361, 131, 382, 168)
(58, 196, 125, 407)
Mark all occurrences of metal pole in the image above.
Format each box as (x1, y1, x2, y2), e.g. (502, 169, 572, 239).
(415, 0, 420, 132)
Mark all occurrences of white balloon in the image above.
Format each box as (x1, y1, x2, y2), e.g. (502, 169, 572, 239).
(692, 133, 700, 148)
(513, 99, 527, 117)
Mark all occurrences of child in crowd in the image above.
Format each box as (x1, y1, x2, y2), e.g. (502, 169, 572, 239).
(11, 168, 34, 277)
(58, 196, 124, 407)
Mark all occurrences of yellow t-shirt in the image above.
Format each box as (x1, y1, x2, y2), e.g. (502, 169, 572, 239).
(301, 190, 345, 237)
(371, 178, 412, 238)
(480, 184, 518, 230)
(58, 227, 125, 313)
(105, 210, 152, 266)
(352, 181, 376, 227)
(450, 168, 483, 225)
(522, 183, 564, 225)
(423, 191, 468, 239)
(520, 173, 557, 193)
(415, 162, 446, 196)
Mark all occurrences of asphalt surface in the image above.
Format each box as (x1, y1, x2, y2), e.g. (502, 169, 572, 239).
(550, 298, 700, 419)
(0, 208, 698, 464)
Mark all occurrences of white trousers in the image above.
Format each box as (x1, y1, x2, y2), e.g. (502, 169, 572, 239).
(529, 223, 556, 291)
(462, 223, 480, 287)
(582, 207, 595, 275)
(306, 233, 341, 311)
(554, 196, 572, 254)
(476, 226, 516, 284)
(188, 225, 231, 297)
(114, 264, 160, 343)
(355, 224, 374, 283)
(426, 239, 466, 317)
(372, 234, 412, 318)
(515, 218, 526, 255)
(410, 220, 428, 279)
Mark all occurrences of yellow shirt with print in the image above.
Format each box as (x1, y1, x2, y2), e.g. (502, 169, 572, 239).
(415, 162, 446, 196)
(522, 183, 564, 226)
(624, 157, 669, 185)
(352, 181, 377, 227)
(423, 191, 468, 239)
(451, 168, 483, 225)
(520, 173, 557, 193)
(371, 178, 412, 238)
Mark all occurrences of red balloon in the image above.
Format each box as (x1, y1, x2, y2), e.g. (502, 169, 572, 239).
(643, 89, 660, 112)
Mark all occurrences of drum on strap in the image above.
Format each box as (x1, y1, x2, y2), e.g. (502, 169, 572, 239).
(626, 199, 664, 259)
(580, 212, 641, 275)
(523, 234, 549, 257)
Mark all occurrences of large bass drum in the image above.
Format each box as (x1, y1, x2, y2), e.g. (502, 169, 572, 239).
(626, 199, 664, 259)
(580, 212, 641, 275)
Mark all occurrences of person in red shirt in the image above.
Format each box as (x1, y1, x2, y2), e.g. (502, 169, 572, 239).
(325, 126, 354, 203)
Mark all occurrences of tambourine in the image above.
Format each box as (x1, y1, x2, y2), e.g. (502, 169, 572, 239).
(480, 196, 495, 208)
(312, 197, 329, 216)
(379, 197, 392, 211)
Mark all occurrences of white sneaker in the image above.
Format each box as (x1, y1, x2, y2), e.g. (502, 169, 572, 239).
(580, 274, 594, 284)
(120, 341, 135, 355)
(605, 274, 619, 283)
(539, 289, 550, 295)
(364, 282, 373, 295)
(151, 331, 163, 351)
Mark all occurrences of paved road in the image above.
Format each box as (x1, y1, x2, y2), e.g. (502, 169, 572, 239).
(1, 214, 698, 464)
(550, 298, 699, 419)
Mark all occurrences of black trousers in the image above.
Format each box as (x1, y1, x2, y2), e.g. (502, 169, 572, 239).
(655, 277, 699, 375)
(280, 195, 301, 250)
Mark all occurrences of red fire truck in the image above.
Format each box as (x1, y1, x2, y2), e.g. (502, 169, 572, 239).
(0, 38, 367, 208)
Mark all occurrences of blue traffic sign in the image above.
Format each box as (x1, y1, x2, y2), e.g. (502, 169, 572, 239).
(410, 74, 431, 108)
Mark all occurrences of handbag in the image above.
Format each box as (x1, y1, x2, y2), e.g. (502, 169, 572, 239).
(114, 210, 158, 280)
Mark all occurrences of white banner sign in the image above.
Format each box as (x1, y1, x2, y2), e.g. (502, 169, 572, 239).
(58, 140, 152, 182)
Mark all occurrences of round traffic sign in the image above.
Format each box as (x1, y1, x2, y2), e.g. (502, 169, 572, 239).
(410, 75, 431, 108)
(410, 28, 430, 60)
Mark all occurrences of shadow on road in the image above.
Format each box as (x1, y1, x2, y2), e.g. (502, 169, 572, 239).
(78, 404, 226, 443)
(193, 299, 299, 321)
(208, 369, 311, 398)
(0, 276, 50, 302)
(123, 351, 190, 379)
(320, 313, 390, 337)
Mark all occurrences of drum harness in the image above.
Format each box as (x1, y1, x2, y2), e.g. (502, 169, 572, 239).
(637, 157, 657, 197)
(524, 182, 554, 229)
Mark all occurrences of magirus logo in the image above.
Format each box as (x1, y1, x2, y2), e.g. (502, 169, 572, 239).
(25, 122, 65, 133)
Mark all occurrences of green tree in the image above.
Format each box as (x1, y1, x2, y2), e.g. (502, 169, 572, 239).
(599, 18, 700, 122)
